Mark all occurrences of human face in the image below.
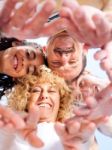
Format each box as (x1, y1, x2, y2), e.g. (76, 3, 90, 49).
(0, 46, 44, 77)
(28, 83, 60, 122)
(47, 37, 84, 81)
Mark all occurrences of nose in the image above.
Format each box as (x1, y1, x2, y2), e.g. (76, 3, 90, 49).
(61, 53, 70, 64)
(40, 91, 49, 100)
(40, 96, 48, 100)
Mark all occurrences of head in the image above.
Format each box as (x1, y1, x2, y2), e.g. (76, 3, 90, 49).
(8, 65, 73, 122)
(46, 31, 87, 82)
(0, 45, 44, 77)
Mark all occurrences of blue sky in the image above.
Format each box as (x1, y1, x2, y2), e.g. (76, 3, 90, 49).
(87, 49, 112, 150)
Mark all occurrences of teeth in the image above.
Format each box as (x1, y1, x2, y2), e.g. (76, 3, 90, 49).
(38, 103, 51, 108)
(14, 56, 18, 69)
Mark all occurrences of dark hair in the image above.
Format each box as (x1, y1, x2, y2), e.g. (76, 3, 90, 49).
(0, 37, 20, 50)
(0, 37, 20, 98)
(0, 74, 15, 99)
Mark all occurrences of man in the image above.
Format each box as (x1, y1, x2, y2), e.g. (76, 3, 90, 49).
(46, 30, 112, 149)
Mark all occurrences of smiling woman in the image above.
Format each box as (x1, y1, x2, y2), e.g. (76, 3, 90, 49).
(0, 46, 44, 77)
(0, 37, 44, 99)
(8, 65, 73, 122)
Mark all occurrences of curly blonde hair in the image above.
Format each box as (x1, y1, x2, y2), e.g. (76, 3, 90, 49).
(8, 65, 73, 122)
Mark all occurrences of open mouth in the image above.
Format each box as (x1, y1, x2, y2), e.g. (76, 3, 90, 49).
(13, 55, 18, 70)
(38, 103, 52, 108)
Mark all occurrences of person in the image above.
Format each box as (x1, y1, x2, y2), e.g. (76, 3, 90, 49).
(0, 65, 95, 150)
(45, 30, 112, 149)
(0, 38, 44, 98)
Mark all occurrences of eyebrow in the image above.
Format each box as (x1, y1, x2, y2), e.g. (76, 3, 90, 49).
(54, 48, 74, 53)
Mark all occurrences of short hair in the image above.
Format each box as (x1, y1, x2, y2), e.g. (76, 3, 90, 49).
(8, 65, 73, 122)
(47, 30, 82, 55)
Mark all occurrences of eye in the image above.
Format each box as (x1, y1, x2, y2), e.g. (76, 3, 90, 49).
(69, 60, 77, 64)
(27, 65, 36, 74)
(31, 87, 41, 93)
(54, 48, 62, 56)
(26, 50, 36, 60)
(48, 88, 57, 93)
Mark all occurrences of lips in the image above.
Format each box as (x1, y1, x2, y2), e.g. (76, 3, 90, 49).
(37, 103, 52, 108)
(13, 55, 18, 70)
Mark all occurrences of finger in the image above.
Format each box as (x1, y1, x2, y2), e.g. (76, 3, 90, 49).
(65, 119, 81, 135)
(95, 83, 112, 101)
(26, 130, 44, 148)
(55, 122, 67, 138)
(23, 0, 56, 36)
(62, 0, 79, 10)
(73, 105, 91, 116)
(93, 14, 112, 45)
(85, 96, 98, 108)
(80, 122, 96, 139)
(0, 106, 25, 129)
(73, 7, 96, 41)
(0, 0, 18, 27)
(10, 0, 38, 28)
(26, 106, 40, 128)
(94, 50, 107, 60)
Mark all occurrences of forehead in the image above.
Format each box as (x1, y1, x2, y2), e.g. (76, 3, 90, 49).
(33, 82, 59, 90)
(53, 36, 74, 47)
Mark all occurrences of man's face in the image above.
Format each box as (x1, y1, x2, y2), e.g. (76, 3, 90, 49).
(47, 36, 84, 81)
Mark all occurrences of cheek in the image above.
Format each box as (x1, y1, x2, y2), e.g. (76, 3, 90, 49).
(54, 95, 60, 110)
(28, 94, 40, 108)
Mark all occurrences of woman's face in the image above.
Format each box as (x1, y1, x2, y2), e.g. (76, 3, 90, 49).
(28, 83, 60, 122)
(47, 37, 84, 81)
(1, 46, 44, 77)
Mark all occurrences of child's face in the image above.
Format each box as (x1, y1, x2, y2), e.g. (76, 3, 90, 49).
(28, 83, 60, 122)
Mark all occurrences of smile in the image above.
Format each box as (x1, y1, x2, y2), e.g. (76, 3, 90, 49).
(38, 103, 52, 108)
(13, 55, 18, 70)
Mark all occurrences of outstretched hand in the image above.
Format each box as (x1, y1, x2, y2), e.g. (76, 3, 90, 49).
(60, 0, 112, 47)
(0, 0, 58, 40)
(18, 106, 44, 148)
(55, 118, 96, 150)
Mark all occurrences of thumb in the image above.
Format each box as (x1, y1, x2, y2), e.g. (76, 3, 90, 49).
(26, 106, 40, 128)
(26, 130, 44, 148)
(55, 122, 67, 138)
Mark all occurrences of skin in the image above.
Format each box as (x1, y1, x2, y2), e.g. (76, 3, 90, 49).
(0, 46, 44, 77)
(47, 35, 84, 81)
(60, 0, 112, 47)
(1, 0, 112, 48)
(28, 83, 60, 122)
